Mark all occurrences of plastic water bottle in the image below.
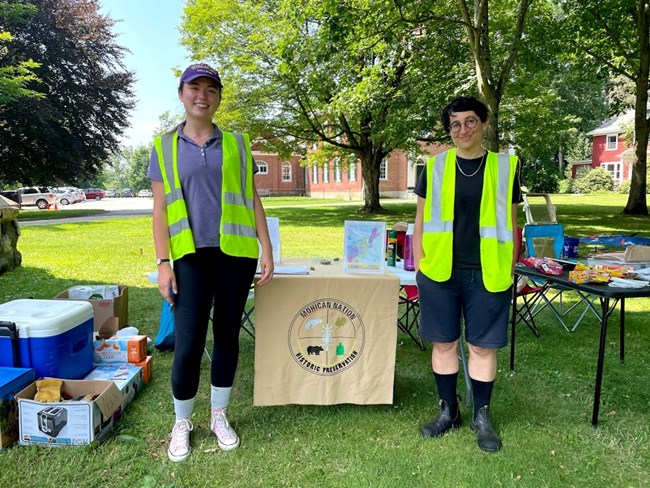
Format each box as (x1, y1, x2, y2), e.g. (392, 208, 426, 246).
(404, 224, 415, 271)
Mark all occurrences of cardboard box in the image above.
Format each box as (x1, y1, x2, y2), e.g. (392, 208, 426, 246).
(84, 364, 143, 410)
(93, 335, 147, 364)
(16, 379, 122, 446)
(55, 285, 129, 337)
(136, 356, 153, 384)
(1, 367, 36, 449)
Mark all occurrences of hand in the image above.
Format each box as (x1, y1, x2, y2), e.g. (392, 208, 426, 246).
(256, 252, 274, 286)
(157, 263, 177, 305)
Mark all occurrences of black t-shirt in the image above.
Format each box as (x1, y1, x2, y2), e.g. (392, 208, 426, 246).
(414, 153, 523, 269)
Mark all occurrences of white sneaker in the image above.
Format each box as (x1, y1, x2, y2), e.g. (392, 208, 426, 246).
(211, 408, 240, 450)
(168, 418, 193, 462)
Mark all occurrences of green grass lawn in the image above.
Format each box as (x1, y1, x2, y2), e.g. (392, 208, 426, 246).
(0, 194, 649, 487)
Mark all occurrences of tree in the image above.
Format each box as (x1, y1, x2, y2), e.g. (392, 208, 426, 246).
(396, 0, 536, 152)
(0, 1, 42, 105)
(181, 0, 461, 212)
(0, 0, 135, 186)
(562, 0, 649, 215)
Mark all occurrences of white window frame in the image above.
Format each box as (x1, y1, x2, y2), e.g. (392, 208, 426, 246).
(323, 163, 330, 183)
(348, 162, 357, 182)
(606, 133, 618, 151)
(257, 161, 268, 175)
(281, 162, 292, 182)
(334, 158, 341, 182)
(600, 162, 621, 182)
(379, 160, 388, 180)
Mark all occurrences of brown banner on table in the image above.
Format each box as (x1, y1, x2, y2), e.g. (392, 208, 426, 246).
(253, 263, 400, 406)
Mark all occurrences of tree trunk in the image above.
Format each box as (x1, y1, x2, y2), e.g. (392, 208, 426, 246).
(360, 151, 383, 212)
(625, 3, 649, 216)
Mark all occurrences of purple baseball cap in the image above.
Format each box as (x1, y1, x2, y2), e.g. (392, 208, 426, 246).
(180, 63, 223, 87)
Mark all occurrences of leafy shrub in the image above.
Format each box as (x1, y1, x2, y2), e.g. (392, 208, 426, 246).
(572, 167, 613, 193)
(617, 179, 631, 194)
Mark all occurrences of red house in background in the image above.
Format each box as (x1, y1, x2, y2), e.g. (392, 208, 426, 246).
(579, 110, 642, 184)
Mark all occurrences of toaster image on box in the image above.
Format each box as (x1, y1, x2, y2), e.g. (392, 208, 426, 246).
(37, 406, 68, 437)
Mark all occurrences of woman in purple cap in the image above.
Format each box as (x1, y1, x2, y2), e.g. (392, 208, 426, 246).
(147, 62, 274, 462)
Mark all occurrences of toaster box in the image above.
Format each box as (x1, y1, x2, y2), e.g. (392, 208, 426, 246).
(54, 285, 129, 337)
(16, 379, 122, 446)
(0, 367, 36, 449)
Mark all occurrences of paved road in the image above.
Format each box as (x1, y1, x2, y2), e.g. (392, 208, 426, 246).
(19, 197, 153, 226)
(19, 196, 412, 226)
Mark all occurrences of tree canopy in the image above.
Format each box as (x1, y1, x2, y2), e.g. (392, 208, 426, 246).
(0, 0, 135, 186)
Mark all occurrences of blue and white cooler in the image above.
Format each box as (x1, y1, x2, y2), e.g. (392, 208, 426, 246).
(0, 300, 94, 379)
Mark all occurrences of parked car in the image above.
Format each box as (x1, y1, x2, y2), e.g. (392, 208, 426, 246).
(120, 188, 134, 198)
(137, 189, 153, 198)
(53, 189, 76, 206)
(105, 189, 117, 198)
(0, 190, 21, 206)
(58, 187, 84, 203)
(17, 187, 56, 209)
(84, 188, 105, 200)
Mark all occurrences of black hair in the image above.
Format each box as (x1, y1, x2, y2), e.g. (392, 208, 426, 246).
(441, 96, 489, 133)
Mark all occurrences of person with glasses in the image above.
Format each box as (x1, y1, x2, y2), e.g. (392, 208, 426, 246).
(413, 96, 522, 452)
(147, 63, 274, 462)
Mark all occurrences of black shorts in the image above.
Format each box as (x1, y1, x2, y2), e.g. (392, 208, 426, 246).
(416, 268, 512, 349)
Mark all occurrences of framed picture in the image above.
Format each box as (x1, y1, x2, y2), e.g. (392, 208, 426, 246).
(343, 220, 387, 274)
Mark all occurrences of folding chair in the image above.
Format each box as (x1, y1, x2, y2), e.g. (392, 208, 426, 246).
(523, 223, 599, 332)
(397, 285, 425, 350)
(512, 229, 544, 338)
(522, 193, 557, 225)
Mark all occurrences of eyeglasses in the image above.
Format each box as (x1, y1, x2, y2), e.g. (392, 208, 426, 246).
(449, 117, 480, 133)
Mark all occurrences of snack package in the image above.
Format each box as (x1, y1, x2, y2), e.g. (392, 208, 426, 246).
(521, 257, 563, 276)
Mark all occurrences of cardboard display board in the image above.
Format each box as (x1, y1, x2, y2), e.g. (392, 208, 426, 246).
(254, 261, 400, 406)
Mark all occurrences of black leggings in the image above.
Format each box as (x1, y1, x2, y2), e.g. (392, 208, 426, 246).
(171, 247, 257, 400)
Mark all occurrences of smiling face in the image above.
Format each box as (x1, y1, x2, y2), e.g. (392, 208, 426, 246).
(178, 76, 221, 122)
(449, 110, 487, 157)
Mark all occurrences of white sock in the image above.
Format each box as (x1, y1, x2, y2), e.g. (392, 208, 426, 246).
(210, 386, 232, 410)
(173, 396, 195, 421)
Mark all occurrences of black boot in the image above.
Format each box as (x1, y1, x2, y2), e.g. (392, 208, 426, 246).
(420, 399, 461, 438)
(470, 405, 501, 452)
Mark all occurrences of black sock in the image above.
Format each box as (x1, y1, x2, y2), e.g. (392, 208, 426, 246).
(434, 372, 458, 415)
(471, 378, 494, 418)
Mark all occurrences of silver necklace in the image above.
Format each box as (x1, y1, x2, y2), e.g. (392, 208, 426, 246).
(456, 152, 486, 178)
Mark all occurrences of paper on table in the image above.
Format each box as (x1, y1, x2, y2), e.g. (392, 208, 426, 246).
(257, 265, 309, 275)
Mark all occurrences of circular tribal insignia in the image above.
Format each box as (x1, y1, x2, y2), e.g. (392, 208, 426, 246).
(288, 298, 365, 376)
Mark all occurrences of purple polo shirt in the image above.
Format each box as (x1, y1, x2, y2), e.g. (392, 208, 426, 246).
(147, 123, 257, 249)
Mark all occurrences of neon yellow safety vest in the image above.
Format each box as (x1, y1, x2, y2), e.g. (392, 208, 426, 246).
(420, 148, 517, 292)
(154, 128, 259, 261)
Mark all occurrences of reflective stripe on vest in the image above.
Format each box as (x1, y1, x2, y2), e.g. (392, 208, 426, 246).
(220, 132, 258, 257)
(420, 149, 517, 292)
(155, 130, 195, 261)
(154, 128, 259, 260)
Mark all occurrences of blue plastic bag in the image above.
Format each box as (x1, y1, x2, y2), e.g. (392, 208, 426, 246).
(154, 301, 175, 351)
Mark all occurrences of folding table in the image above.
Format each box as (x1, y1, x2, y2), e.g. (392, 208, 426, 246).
(511, 263, 650, 425)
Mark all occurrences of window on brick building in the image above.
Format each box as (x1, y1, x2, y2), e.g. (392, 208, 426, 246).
(312, 165, 318, 183)
(600, 162, 621, 182)
(334, 158, 341, 182)
(348, 162, 357, 182)
(606, 134, 618, 151)
(323, 163, 330, 183)
(282, 162, 292, 182)
(380, 160, 388, 180)
(256, 161, 268, 174)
